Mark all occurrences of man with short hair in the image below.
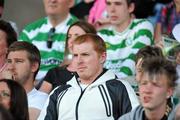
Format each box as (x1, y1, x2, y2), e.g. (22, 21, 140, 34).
(38, 34, 138, 120)
(98, 0, 154, 78)
(119, 57, 177, 120)
(6, 41, 48, 120)
(19, 0, 78, 81)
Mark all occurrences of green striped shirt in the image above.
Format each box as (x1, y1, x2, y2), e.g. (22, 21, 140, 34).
(19, 14, 78, 80)
(98, 19, 154, 78)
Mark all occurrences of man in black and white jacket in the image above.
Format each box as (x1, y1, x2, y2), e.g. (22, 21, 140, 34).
(38, 34, 139, 120)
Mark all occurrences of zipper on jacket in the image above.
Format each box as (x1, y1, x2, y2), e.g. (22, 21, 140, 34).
(75, 85, 87, 120)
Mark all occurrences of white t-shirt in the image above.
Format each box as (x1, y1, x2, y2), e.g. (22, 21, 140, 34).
(27, 88, 48, 110)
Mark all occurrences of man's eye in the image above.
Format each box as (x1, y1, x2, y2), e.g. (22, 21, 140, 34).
(82, 53, 89, 56)
(73, 54, 78, 57)
(140, 81, 147, 85)
(106, 1, 111, 5)
(7, 60, 12, 63)
(16, 60, 23, 63)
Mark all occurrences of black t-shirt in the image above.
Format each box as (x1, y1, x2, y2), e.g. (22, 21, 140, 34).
(44, 66, 75, 89)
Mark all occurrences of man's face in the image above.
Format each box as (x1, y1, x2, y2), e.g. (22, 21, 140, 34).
(43, 0, 73, 17)
(72, 41, 106, 82)
(139, 73, 173, 111)
(106, 0, 134, 26)
(6, 51, 33, 85)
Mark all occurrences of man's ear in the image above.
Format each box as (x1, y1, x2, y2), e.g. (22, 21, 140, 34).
(166, 88, 174, 99)
(100, 52, 107, 64)
(128, 3, 135, 14)
(31, 62, 39, 73)
(68, 0, 75, 8)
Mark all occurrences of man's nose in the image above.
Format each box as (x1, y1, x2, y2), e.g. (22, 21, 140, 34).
(109, 5, 115, 13)
(143, 84, 153, 93)
(7, 62, 15, 71)
(77, 56, 83, 64)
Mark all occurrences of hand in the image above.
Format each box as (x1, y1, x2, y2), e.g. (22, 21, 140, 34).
(94, 18, 111, 30)
(1, 69, 14, 80)
(0, 64, 14, 80)
(155, 40, 164, 49)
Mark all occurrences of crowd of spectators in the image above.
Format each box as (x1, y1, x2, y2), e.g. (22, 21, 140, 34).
(0, 0, 180, 119)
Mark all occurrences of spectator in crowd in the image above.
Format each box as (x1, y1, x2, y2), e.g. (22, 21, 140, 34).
(0, 79, 29, 120)
(135, 45, 164, 82)
(39, 21, 97, 94)
(124, 45, 164, 95)
(6, 41, 48, 120)
(38, 34, 136, 120)
(19, 0, 78, 82)
(0, 20, 17, 79)
(0, 104, 13, 120)
(119, 57, 177, 120)
(155, 0, 180, 43)
(98, 0, 154, 79)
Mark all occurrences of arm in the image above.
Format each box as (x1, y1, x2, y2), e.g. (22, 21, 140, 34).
(120, 79, 139, 109)
(39, 81, 53, 94)
(39, 68, 56, 94)
(29, 108, 41, 120)
(154, 23, 163, 44)
(107, 80, 132, 119)
(38, 89, 59, 120)
(18, 29, 31, 42)
(38, 85, 71, 120)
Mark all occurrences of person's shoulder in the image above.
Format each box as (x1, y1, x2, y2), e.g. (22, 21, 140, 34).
(106, 78, 128, 90)
(28, 89, 48, 110)
(33, 89, 48, 99)
(52, 84, 72, 94)
(119, 105, 143, 120)
(23, 17, 48, 32)
(67, 14, 78, 26)
(131, 18, 153, 31)
(132, 18, 152, 26)
(98, 26, 115, 36)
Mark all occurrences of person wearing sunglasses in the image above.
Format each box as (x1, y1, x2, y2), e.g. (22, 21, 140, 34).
(19, 0, 78, 84)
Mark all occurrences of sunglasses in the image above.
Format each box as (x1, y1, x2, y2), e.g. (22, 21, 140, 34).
(47, 27, 56, 48)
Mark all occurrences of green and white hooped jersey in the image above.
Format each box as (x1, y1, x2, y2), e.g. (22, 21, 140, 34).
(19, 14, 78, 80)
(98, 19, 154, 78)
